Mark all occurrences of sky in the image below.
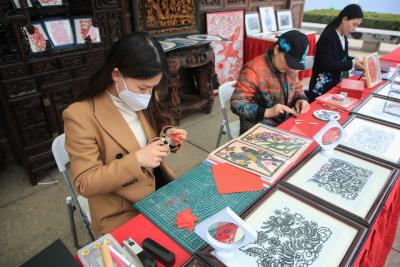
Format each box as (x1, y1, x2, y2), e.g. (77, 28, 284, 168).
(304, 0, 400, 14)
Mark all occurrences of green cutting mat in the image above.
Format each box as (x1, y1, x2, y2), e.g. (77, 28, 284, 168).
(134, 162, 265, 254)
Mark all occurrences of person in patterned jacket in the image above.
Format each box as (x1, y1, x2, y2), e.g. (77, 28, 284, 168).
(231, 30, 311, 134)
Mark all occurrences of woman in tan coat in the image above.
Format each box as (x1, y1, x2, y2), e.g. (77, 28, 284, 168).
(63, 33, 187, 234)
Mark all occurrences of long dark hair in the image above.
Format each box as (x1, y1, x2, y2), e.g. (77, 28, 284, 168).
(76, 32, 172, 132)
(324, 4, 363, 32)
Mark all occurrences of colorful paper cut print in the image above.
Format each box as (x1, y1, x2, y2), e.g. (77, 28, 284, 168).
(207, 10, 244, 84)
(309, 158, 372, 200)
(240, 124, 311, 158)
(23, 23, 49, 53)
(210, 140, 288, 180)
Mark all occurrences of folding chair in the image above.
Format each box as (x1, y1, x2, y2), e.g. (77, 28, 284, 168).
(215, 81, 240, 148)
(51, 133, 95, 248)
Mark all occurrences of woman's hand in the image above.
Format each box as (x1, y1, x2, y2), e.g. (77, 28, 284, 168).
(135, 141, 169, 168)
(264, 104, 295, 118)
(354, 57, 365, 70)
(295, 99, 310, 114)
(166, 127, 187, 146)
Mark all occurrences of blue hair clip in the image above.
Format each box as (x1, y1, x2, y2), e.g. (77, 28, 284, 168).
(278, 37, 291, 52)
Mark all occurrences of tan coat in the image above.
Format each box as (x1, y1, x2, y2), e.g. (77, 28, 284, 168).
(63, 92, 176, 234)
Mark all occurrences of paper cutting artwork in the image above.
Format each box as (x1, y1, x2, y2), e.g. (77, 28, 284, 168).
(309, 158, 372, 200)
(241, 125, 310, 158)
(239, 207, 332, 267)
(364, 52, 382, 88)
(383, 100, 400, 117)
(207, 10, 244, 84)
(210, 140, 287, 178)
(349, 125, 395, 154)
(23, 23, 49, 53)
(73, 17, 101, 44)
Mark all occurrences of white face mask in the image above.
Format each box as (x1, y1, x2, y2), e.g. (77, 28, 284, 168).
(116, 74, 152, 111)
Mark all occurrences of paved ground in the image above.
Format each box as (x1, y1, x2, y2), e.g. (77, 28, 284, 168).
(0, 38, 399, 267)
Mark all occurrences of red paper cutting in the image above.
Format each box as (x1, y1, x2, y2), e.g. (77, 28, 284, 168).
(176, 208, 199, 232)
(211, 163, 264, 194)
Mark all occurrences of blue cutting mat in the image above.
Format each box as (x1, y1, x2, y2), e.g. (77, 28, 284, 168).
(134, 162, 265, 254)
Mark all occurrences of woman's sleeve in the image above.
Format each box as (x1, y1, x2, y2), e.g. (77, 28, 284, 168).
(315, 37, 353, 72)
(63, 107, 146, 198)
(230, 67, 266, 123)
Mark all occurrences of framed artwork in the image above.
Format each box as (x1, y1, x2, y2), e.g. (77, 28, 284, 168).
(209, 139, 290, 184)
(206, 9, 244, 84)
(340, 115, 400, 167)
(72, 17, 101, 45)
(200, 185, 367, 267)
(209, 123, 312, 186)
(373, 81, 400, 101)
(11, 0, 33, 8)
(239, 123, 312, 159)
(281, 147, 397, 225)
(364, 52, 382, 88)
(244, 13, 261, 35)
(43, 18, 74, 48)
(23, 21, 50, 53)
(352, 94, 400, 128)
(258, 6, 277, 33)
(276, 9, 293, 31)
(36, 0, 63, 6)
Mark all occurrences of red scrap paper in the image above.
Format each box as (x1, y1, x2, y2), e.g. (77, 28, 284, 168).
(211, 163, 264, 194)
(176, 208, 199, 232)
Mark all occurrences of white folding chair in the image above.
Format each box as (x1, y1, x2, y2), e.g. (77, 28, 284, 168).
(216, 81, 240, 148)
(51, 133, 95, 248)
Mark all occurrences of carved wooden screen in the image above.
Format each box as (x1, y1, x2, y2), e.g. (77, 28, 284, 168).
(132, 0, 200, 35)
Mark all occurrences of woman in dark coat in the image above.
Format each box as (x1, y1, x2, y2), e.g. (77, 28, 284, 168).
(307, 4, 365, 102)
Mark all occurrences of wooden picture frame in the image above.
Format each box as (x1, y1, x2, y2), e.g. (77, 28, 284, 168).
(276, 9, 293, 31)
(11, 0, 33, 8)
(36, 0, 63, 6)
(200, 184, 367, 267)
(258, 6, 277, 33)
(43, 18, 74, 49)
(280, 146, 398, 226)
(22, 21, 50, 53)
(71, 16, 101, 45)
(373, 81, 400, 101)
(351, 94, 400, 128)
(340, 115, 400, 167)
(364, 52, 382, 88)
(245, 12, 261, 35)
(206, 9, 244, 84)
